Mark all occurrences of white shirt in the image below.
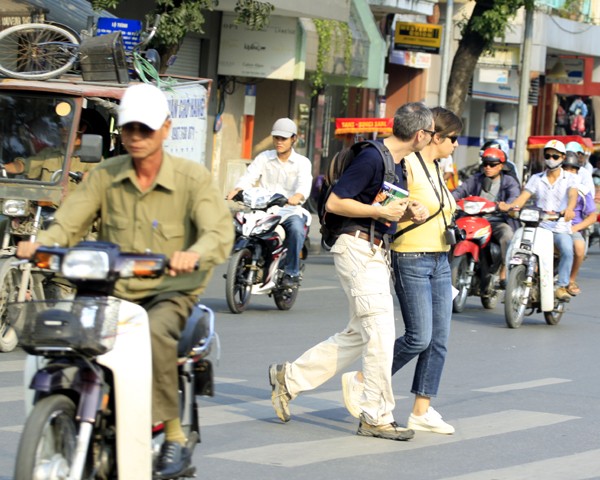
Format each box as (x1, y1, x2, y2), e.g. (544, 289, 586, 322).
(235, 148, 312, 200)
(577, 166, 595, 194)
(438, 155, 454, 174)
(524, 169, 578, 233)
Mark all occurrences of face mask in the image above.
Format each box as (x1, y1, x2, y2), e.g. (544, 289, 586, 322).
(545, 159, 562, 170)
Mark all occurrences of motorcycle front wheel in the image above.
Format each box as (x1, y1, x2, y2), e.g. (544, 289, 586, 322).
(14, 394, 77, 480)
(504, 265, 528, 328)
(544, 300, 565, 325)
(450, 255, 470, 313)
(225, 248, 253, 314)
(274, 285, 299, 311)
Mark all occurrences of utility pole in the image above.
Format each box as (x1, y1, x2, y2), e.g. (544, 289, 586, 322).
(514, 5, 534, 183)
(439, 0, 454, 107)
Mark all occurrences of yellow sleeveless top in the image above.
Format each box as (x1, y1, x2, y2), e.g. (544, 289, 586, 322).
(392, 152, 456, 253)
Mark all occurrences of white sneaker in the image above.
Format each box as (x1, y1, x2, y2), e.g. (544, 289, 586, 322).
(341, 371, 363, 418)
(407, 407, 455, 434)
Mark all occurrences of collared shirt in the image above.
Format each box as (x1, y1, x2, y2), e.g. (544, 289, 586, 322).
(235, 148, 312, 200)
(524, 168, 578, 233)
(38, 151, 234, 301)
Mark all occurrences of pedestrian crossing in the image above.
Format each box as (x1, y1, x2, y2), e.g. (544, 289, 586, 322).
(1, 362, 597, 479)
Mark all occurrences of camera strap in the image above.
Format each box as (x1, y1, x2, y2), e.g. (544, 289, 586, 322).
(391, 153, 449, 241)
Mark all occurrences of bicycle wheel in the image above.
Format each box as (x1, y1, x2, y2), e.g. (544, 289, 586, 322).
(0, 23, 79, 80)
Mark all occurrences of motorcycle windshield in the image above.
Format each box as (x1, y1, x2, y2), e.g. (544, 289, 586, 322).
(0, 91, 76, 204)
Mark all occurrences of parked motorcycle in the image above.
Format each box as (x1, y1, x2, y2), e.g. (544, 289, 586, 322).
(11, 241, 216, 479)
(225, 187, 310, 314)
(451, 196, 503, 312)
(504, 207, 567, 328)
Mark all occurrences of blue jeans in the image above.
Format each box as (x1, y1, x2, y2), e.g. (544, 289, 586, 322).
(281, 214, 306, 276)
(391, 251, 452, 398)
(553, 232, 573, 287)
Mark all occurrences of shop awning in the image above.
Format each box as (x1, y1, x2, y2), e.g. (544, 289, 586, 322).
(527, 135, 594, 151)
(335, 117, 393, 135)
(302, 0, 386, 89)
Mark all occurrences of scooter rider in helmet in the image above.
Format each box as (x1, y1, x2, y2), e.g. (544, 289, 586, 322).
(452, 147, 521, 288)
(565, 140, 594, 192)
(479, 139, 519, 181)
(499, 139, 578, 301)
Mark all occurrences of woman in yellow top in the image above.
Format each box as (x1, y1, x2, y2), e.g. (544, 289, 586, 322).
(391, 106, 462, 435)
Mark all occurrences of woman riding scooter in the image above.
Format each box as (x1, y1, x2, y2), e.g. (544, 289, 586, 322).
(452, 147, 521, 288)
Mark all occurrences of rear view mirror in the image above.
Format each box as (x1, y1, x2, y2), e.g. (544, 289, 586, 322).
(75, 134, 103, 163)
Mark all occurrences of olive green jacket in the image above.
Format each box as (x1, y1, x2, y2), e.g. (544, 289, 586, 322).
(38, 151, 234, 300)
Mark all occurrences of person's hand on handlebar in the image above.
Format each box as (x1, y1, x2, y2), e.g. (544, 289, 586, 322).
(16, 241, 41, 259)
(168, 251, 200, 276)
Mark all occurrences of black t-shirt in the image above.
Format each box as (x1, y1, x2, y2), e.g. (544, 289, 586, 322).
(331, 144, 406, 234)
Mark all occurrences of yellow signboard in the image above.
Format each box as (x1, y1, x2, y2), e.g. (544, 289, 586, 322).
(394, 22, 442, 54)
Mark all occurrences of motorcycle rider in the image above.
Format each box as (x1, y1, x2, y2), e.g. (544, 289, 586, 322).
(562, 152, 597, 296)
(452, 147, 521, 288)
(227, 118, 312, 288)
(565, 141, 595, 192)
(499, 139, 578, 301)
(17, 83, 234, 479)
(479, 139, 519, 181)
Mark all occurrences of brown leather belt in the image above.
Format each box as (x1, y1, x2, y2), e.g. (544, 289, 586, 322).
(345, 230, 384, 247)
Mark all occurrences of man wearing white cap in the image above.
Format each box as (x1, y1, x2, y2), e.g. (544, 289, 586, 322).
(227, 117, 312, 287)
(17, 83, 234, 479)
(499, 139, 578, 300)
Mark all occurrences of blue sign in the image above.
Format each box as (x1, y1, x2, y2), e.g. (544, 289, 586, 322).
(96, 17, 142, 51)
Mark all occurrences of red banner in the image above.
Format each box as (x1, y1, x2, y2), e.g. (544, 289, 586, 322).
(335, 118, 393, 135)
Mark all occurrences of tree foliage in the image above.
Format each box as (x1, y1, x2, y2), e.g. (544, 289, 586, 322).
(446, 0, 535, 117)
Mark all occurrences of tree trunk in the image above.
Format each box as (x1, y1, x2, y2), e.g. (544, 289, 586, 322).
(445, 1, 495, 117)
(158, 43, 181, 74)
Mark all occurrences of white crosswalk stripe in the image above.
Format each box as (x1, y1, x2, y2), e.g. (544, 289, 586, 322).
(206, 410, 579, 466)
(442, 449, 600, 480)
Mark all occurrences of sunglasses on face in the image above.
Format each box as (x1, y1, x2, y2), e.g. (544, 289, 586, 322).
(445, 135, 459, 143)
(121, 123, 155, 135)
(482, 162, 501, 168)
(544, 153, 563, 160)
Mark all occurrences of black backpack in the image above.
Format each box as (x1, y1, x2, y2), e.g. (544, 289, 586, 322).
(317, 140, 399, 251)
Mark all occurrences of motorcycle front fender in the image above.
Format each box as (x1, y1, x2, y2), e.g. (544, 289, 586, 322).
(452, 240, 480, 262)
(233, 236, 251, 251)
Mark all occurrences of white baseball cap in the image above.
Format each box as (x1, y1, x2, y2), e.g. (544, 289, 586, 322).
(543, 139, 566, 154)
(118, 83, 171, 130)
(271, 118, 297, 138)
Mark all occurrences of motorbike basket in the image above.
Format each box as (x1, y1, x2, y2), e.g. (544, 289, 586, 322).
(7, 298, 121, 356)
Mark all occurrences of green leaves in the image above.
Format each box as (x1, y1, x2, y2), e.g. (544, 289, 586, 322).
(233, 0, 275, 31)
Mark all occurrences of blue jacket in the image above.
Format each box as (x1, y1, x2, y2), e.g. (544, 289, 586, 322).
(452, 172, 521, 230)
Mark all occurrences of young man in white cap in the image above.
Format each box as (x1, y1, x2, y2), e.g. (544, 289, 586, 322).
(499, 139, 578, 300)
(227, 117, 312, 287)
(17, 83, 234, 479)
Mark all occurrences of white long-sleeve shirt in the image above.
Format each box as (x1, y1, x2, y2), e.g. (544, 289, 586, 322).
(235, 148, 312, 200)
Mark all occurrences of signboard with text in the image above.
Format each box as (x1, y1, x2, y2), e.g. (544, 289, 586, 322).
(218, 14, 299, 80)
(163, 83, 208, 165)
(96, 17, 141, 51)
(394, 22, 442, 54)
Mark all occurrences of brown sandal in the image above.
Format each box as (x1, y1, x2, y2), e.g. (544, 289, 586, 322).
(567, 282, 581, 296)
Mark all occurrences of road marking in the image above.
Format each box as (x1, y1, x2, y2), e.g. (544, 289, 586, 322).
(0, 386, 23, 403)
(0, 360, 24, 373)
(442, 449, 600, 480)
(473, 377, 571, 393)
(200, 390, 408, 427)
(0, 425, 22, 433)
(300, 286, 340, 292)
(206, 409, 579, 467)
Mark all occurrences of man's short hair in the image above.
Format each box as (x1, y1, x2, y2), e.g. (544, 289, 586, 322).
(392, 102, 433, 141)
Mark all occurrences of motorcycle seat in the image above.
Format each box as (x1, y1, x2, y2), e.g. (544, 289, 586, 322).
(177, 304, 213, 359)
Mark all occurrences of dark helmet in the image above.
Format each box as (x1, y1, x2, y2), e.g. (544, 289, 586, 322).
(481, 147, 506, 164)
(562, 151, 581, 170)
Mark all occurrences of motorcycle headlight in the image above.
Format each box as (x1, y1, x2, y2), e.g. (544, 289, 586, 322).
(2, 199, 29, 216)
(62, 250, 110, 280)
(251, 216, 279, 236)
(519, 209, 540, 222)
